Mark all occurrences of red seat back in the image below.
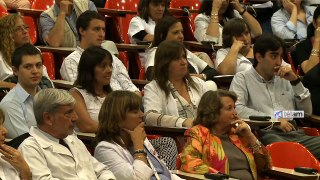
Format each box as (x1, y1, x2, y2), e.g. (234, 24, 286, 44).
(266, 142, 320, 172)
(0, 5, 8, 18)
(23, 16, 37, 45)
(105, 0, 139, 43)
(31, 0, 54, 10)
(300, 127, 320, 136)
(42, 52, 55, 79)
(170, 0, 201, 30)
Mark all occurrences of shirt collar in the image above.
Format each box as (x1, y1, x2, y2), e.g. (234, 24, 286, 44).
(15, 83, 41, 103)
(76, 46, 84, 53)
(30, 126, 75, 149)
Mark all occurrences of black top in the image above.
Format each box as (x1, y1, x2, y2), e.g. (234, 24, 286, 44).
(295, 38, 320, 115)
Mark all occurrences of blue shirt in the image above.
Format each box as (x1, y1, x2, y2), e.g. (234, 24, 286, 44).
(271, 6, 316, 40)
(0, 84, 40, 139)
(39, 1, 97, 45)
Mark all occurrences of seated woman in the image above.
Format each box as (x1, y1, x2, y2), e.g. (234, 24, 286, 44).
(144, 40, 213, 128)
(216, 18, 289, 75)
(0, 14, 52, 88)
(0, 108, 32, 180)
(128, 0, 169, 44)
(215, 18, 253, 75)
(271, 0, 316, 40)
(70, 46, 112, 133)
(295, 6, 320, 115)
(94, 91, 182, 179)
(194, 0, 262, 45)
(145, 16, 219, 81)
(180, 90, 271, 180)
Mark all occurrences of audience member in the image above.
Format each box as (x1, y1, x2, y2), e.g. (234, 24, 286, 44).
(40, 0, 97, 47)
(271, 0, 316, 40)
(229, 34, 320, 160)
(295, 6, 320, 115)
(19, 88, 116, 179)
(0, 44, 43, 139)
(0, 108, 32, 180)
(0, 0, 30, 10)
(60, 10, 139, 93)
(215, 18, 253, 75)
(0, 14, 51, 88)
(128, 0, 169, 44)
(94, 91, 182, 179)
(145, 16, 219, 81)
(181, 90, 271, 180)
(70, 46, 112, 133)
(194, 0, 262, 45)
(144, 40, 212, 128)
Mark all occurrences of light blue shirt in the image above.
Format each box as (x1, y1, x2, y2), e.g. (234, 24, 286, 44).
(0, 83, 39, 139)
(229, 67, 312, 120)
(271, 6, 316, 40)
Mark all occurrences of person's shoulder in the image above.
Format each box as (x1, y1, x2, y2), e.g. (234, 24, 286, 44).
(19, 135, 38, 150)
(0, 87, 19, 105)
(96, 140, 118, 149)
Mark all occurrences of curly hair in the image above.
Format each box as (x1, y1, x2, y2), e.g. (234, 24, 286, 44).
(0, 14, 22, 66)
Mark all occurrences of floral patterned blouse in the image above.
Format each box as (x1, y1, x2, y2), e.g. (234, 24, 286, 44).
(180, 125, 271, 180)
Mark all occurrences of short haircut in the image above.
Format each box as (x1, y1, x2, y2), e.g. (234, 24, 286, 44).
(33, 88, 75, 125)
(151, 15, 180, 48)
(307, 6, 320, 38)
(11, 43, 42, 69)
(222, 18, 251, 48)
(76, 10, 104, 41)
(253, 34, 285, 67)
(96, 91, 141, 145)
(138, 0, 169, 23)
(153, 40, 198, 97)
(193, 90, 237, 129)
(74, 46, 113, 96)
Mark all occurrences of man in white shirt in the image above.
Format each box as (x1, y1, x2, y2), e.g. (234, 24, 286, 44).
(19, 88, 116, 179)
(230, 34, 320, 160)
(0, 44, 43, 139)
(60, 10, 139, 93)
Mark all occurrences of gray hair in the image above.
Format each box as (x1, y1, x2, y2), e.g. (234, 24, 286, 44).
(33, 88, 75, 124)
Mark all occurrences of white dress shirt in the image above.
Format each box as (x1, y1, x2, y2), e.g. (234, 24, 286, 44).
(19, 126, 116, 180)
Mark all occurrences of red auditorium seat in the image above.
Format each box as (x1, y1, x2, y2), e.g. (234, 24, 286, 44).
(31, 0, 54, 10)
(23, 16, 37, 45)
(0, 5, 8, 18)
(266, 142, 320, 172)
(42, 52, 55, 80)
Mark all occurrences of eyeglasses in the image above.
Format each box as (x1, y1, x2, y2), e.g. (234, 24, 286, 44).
(14, 25, 29, 33)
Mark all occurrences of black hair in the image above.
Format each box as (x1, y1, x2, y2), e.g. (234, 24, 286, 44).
(12, 43, 42, 69)
(253, 34, 285, 67)
(307, 6, 320, 38)
(74, 46, 113, 96)
(76, 10, 104, 41)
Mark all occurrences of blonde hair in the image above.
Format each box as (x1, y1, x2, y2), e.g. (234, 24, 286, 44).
(0, 14, 22, 66)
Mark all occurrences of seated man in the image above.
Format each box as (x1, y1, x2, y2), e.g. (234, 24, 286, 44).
(230, 34, 320, 160)
(0, 44, 43, 139)
(19, 88, 116, 179)
(40, 0, 97, 47)
(60, 10, 139, 93)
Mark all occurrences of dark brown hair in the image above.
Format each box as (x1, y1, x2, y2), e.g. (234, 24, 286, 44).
(193, 90, 237, 129)
(153, 40, 198, 97)
(138, 0, 169, 23)
(96, 91, 141, 145)
(222, 18, 251, 48)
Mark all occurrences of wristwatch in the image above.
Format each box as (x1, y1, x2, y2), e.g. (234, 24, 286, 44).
(290, 76, 301, 86)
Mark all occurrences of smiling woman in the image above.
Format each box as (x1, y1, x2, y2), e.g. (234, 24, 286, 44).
(70, 46, 113, 133)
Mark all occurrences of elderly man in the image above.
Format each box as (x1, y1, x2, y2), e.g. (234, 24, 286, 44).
(40, 0, 97, 47)
(230, 34, 320, 160)
(19, 88, 116, 179)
